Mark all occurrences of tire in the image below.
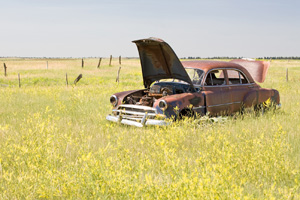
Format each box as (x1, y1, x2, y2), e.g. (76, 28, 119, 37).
(239, 102, 245, 115)
(254, 103, 265, 116)
(179, 109, 195, 120)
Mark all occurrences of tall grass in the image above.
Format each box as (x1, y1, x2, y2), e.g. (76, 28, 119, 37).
(0, 58, 299, 199)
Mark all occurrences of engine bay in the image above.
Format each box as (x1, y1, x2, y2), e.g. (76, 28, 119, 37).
(124, 82, 192, 107)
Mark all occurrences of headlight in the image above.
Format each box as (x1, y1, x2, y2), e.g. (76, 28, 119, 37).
(158, 100, 168, 110)
(110, 95, 118, 107)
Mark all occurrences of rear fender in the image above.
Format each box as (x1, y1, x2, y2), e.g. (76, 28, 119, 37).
(248, 88, 279, 104)
(268, 89, 280, 105)
(243, 90, 259, 108)
(243, 88, 280, 108)
(257, 88, 279, 104)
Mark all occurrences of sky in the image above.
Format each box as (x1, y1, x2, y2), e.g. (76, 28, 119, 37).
(1, 0, 299, 58)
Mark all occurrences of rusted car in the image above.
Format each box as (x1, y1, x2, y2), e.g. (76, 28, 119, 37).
(106, 38, 280, 127)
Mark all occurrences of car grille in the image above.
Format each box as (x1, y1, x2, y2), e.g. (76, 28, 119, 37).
(113, 104, 157, 121)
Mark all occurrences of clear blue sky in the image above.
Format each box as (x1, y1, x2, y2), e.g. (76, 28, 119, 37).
(1, 0, 299, 58)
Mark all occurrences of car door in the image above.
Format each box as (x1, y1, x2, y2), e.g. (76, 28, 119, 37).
(226, 69, 252, 112)
(202, 69, 231, 115)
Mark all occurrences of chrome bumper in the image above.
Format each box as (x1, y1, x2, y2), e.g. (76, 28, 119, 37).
(276, 103, 281, 109)
(106, 114, 168, 127)
(106, 104, 169, 127)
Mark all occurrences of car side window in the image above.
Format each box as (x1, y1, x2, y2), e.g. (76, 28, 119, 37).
(227, 69, 249, 84)
(204, 70, 226, 86)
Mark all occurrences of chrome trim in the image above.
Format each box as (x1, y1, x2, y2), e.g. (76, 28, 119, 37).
(276, 103, 281, 109)
(203, 83, 229, 88)
(158, 100, 168, 110)
(227, 83, 255, 87)
(121, 119, 144, 127)
(110, 95, 118, 107)
(202, 68, 225, 86)
(112, 109, 156, 116)
(207, 101, 241, 108)
(193, 106, 205, 110)
(141, 112, 148, 125)
(107, 104, 169, 127)
(193, 102, 241, 109)
(106, 114, 169, 127)
(117, 104, 157, 112)
(146, 119, 169, 126)
(202, 83, 255, 88)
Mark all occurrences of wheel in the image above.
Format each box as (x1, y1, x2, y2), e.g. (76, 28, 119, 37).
(178, 109, 195, 120)
(239, 102, 245, 115)
(254, 103, 265, 115)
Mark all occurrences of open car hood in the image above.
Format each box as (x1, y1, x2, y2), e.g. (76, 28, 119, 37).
(133, 38, 193, 88)
(229, 59, 270, 83)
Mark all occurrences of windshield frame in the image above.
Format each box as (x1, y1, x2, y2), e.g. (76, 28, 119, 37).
(185, 68, 205, 86)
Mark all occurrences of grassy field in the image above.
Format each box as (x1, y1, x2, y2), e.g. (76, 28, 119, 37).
(0, 58, 300, 199)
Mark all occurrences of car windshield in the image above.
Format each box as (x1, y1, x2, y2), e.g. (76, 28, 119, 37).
(185, 68, 204, 85)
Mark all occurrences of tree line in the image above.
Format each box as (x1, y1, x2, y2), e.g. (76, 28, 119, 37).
(181, 56, 300, 60)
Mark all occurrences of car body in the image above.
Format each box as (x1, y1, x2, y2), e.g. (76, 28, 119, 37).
(106, 38, 280, 127)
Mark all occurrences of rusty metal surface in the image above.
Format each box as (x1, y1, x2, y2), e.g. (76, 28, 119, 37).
(182, 60, 255, 83)
(182, 60, 241, 70)
(111, 89, 143, 109)
(106, 38, 280, 126)
(133, 38, 193, 88)
(229, 59, 270, 83)
(153, 92, 205, 118)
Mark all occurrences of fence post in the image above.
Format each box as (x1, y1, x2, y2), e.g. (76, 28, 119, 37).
(74, 74, 83, 85)
(46, 61, 48, 69)
(109, 55, 112, 66)
(119, 56, 121, 65)
(286, 68, 288, 82)
(18, 73, 21, 88)
(82, 59, 84, 68)
(4, 63, 7, 76)
(97, 58, 102, 68)
(116, 66, 121, 83)
(66, 73, 68, 86)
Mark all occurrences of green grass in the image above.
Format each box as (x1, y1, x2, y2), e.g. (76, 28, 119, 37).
(0, 58, 300, 199)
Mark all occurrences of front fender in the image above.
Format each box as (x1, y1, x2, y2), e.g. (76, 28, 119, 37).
(154, 92, 205, 118)
(112, 89, 144, 108)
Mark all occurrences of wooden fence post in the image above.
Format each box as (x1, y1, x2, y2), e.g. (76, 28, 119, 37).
(4, 63, 7, 76)
(66, 73, 68, 86)
(116, 67, 121, 83)
(286, 68, 288, 82)
(18, 73, 21, 88)
(74, 74, 83, 85)
(119, 56, 121, 65)
(82, 59, 84, 68)
(109, 55, 112, 66)
(46, 61, 48, 69)
(97, 58, 102, 68)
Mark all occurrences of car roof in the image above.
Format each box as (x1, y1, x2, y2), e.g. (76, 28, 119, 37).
(182, 60, 255, 83)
